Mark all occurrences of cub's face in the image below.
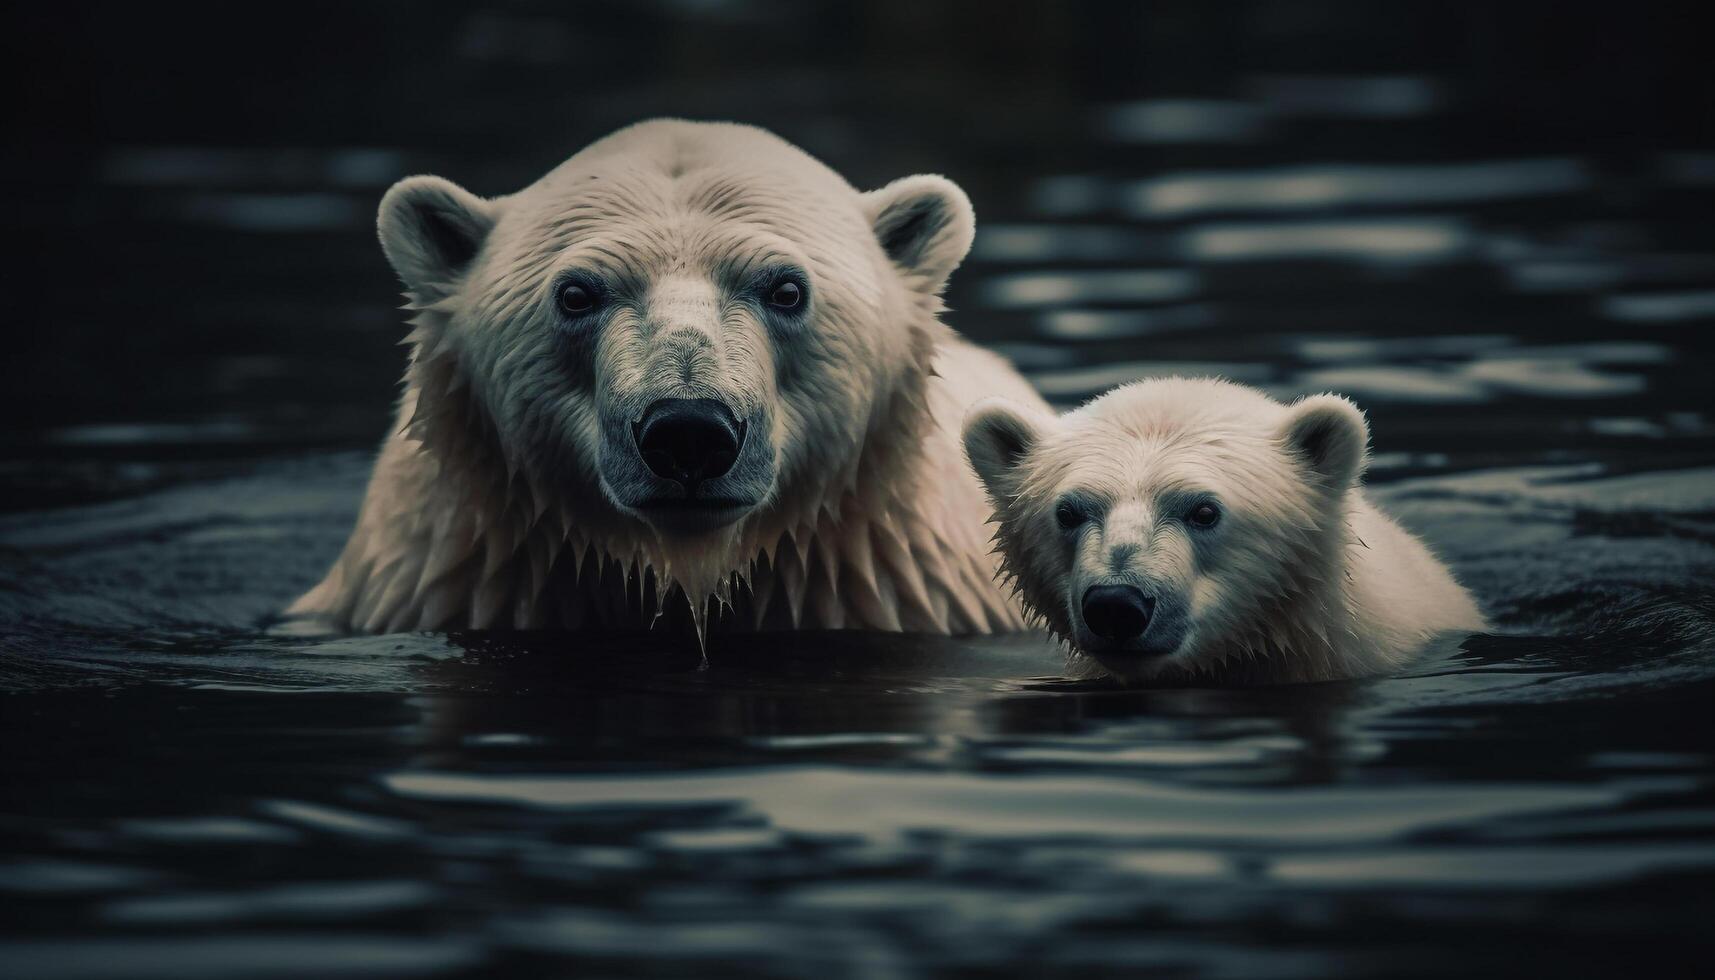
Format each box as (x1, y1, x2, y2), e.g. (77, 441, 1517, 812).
(375, 121, 973, 543)
(964, 381, 1369, 683)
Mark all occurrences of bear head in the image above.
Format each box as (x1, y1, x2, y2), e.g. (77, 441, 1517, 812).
(377, 120, 974, 603)
(963, 378, 1369, 683)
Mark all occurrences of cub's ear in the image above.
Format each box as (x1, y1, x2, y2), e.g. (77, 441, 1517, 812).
(863, 174, 976, 294)
(963, 397, 1052, 502)
(377, 175, 497, 302)
(1279, 393, 1370, 490)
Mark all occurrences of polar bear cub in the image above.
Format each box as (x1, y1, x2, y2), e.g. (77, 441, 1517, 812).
(963, 378, 1484, 685)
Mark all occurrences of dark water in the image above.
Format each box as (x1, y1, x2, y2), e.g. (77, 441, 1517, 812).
(4, 3, 1714, 976)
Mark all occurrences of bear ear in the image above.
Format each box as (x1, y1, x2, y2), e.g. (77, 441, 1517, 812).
(1278, 394, 1370, 490)
(377, 175, 497, 302)
(963, 397, 1052, 502)
(863, 174, 976, 294)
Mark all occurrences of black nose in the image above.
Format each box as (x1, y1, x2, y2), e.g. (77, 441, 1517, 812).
(632, 398, 746, 489)
(1081, 585, 1155, 642)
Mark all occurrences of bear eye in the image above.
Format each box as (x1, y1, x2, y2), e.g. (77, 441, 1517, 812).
(557, 282, 597, 315)
(768, 279, 804, 310)
(1055, 500, 1086, 530)
(1187, 501, 1221, 529)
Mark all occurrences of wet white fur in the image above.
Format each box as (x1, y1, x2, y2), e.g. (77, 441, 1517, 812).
(964, 378, 1485, 685)
(291, 120, 1045, 636)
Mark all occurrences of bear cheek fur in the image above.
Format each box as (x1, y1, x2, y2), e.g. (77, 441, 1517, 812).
(401, 211, 595, 489)
(997, 493, 1081, 644)
(766, 258, 918, 503)
(1175, 454, 1344, 668)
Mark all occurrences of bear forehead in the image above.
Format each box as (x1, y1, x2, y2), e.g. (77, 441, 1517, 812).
(1082, 377, 1286, 428)
(1043, 428, 1278, 491)
(1053, 379, 1294, 466)
(522, 121, 858, 224)
(568, 119, 854, 187)
(1030, 406, 1297, 505)
(490, 123, 872, 275)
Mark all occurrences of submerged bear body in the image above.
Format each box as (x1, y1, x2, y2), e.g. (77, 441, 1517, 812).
(292, 120, 1044, 636)
(963, 378, 1485, 685)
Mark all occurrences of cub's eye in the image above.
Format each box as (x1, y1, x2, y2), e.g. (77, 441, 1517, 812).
(768, 279, 804, 310)
(1187, 502, 1221, 529)
(1055, 500, 1086, 530)
(557, 282, 596, 315)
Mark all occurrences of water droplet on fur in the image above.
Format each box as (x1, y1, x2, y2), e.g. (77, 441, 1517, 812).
(686, 590, 710, 667)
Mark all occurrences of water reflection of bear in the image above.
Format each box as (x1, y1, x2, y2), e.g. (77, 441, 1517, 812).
(398, 629, 1377, 785)
(978, 672, 1394, 786)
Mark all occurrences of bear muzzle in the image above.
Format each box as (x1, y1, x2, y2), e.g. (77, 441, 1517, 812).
(1081, 585, 1154, 643)
(1072, 581, 1188, 664)
(598, 395, 775, 535)
(632, 398, 746, 489)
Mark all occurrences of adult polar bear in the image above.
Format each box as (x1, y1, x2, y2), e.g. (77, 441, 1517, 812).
(291, 120, 1045, 638)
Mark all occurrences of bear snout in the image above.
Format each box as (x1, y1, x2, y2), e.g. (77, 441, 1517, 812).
(632, 398, 746, 490)
(596, 392, 776, 535)
(1080, 585, 1154, 643)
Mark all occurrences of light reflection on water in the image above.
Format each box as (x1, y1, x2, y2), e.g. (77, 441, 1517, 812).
(1181, 217, 1470, 265)
(378, 766, 1636, 844)
(1032, 158, 1590, 218)
(981, 268, 1201, 308)
(1603, 289, 1715, 322)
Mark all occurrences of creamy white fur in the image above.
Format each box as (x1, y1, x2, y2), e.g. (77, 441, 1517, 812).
(964, 378, 1485, 685)
(291, 120, 1045, 638)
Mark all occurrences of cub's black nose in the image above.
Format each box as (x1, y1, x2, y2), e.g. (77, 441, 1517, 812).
(1081, 585, 1155, 642)
(632, 398, 745, 489)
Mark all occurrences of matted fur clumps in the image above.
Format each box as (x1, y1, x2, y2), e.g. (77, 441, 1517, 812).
(290, 120, 1047, 641)
(963, 378, 1486, 685)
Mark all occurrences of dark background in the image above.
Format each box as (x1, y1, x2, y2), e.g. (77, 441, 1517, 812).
(4, 0, 1712, 509)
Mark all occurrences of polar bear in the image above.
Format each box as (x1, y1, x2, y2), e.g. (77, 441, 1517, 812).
(290, 119, 1047, 639)
(962, 378, 1484, 685)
